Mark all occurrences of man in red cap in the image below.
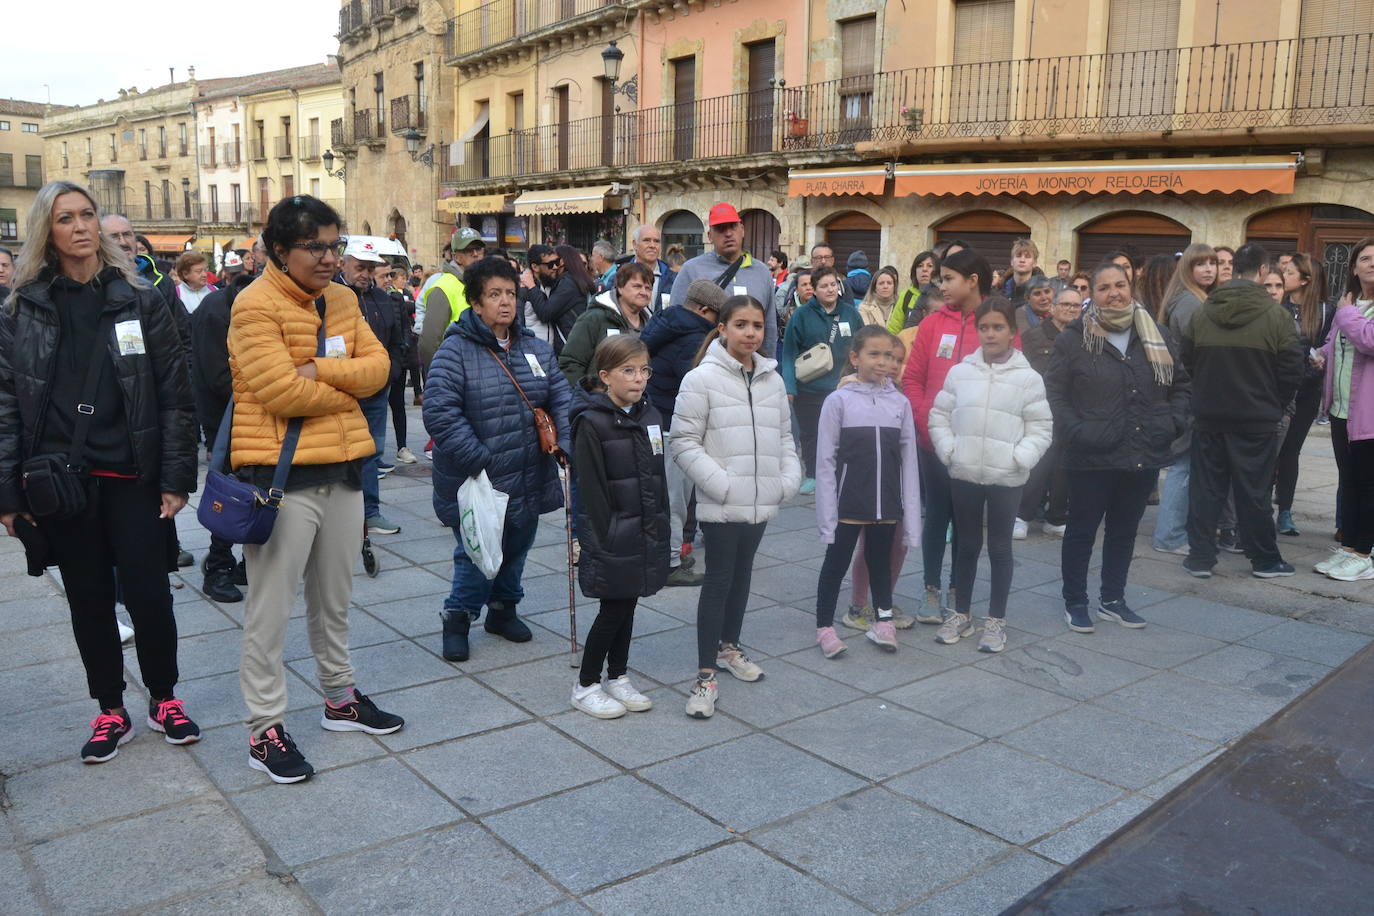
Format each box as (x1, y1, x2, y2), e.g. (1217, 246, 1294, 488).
(667, 202, 779, 354)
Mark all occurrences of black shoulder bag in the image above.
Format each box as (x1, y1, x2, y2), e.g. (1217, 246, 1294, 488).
(713, 255, 746, 291)
(196, 298, 327, 544)
(21, 316, 116, 520)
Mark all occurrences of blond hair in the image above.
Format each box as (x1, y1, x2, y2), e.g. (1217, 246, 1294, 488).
(1160, 243, 1217, 322)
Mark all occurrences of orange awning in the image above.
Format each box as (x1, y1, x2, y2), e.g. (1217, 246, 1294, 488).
(143, 234, 194, 252)
(892, 155, 1298, 197)
(788, 166, 888, 197)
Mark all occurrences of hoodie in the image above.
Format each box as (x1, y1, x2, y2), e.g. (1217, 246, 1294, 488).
(1181, 278, 1303, 432)
(640, 303, 716, 429)
(557, 288, 647, 387)
(846, 250, 872, 298)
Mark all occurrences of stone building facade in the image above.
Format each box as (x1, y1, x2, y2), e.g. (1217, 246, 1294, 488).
(0, 99, 69, 248)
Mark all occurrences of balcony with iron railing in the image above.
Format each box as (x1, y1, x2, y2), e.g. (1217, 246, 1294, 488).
(222, 141, 242, 167)
(338, 0, 364, 39)
(353, 108, 386, 145)
(201, 203, 258, 226)
(444, 0, 625, 65)
(275, 136, 293, 159)
(198, 144, 217, 169)
(249, 139, 267, 161)
(390, 95, 426, 131)
(442, 34, 1374, 188)
(124, 202, 199, 225)
(299, 135, 323, 161)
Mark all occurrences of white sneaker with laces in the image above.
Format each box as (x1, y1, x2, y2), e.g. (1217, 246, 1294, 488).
(1327, 553, 1374, 582)
(1314, 546, 1354, 575)
(571, 683, 627, 719)
(603, 675, 652, 711)
(978, 617, 1007, 653)
(716, 645, 763, 681)
(1042, 521, 1067, 537)
(395, 446, 418, 464)
(1012, 518, 1029, 540)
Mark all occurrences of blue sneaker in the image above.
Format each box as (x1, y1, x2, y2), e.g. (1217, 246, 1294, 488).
(1064, 606, 1094, 633)
(1098, 600, 1146, 629)
(799, 478, 816, 495)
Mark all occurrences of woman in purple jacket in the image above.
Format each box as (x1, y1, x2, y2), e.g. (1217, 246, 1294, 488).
(812, 326, 921, 657)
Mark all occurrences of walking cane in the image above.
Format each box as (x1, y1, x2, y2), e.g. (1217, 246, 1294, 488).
(559, 462, 579, 667)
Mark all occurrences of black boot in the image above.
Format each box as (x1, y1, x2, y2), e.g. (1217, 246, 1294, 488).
(442, 610, 473, 662)
(202, 567, 243, 603)
(233, 558, 248, 586)
(484, 600, 532, 643)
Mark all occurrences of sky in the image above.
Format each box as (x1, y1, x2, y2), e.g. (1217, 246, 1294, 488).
(2, 1, 341, 107)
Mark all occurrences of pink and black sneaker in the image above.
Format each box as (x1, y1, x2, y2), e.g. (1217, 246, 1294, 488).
(81, 710, 134, 763)
(147, 698, 201, 745)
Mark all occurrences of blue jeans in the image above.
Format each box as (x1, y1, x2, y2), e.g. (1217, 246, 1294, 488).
(360, 386, 390, 519)
(1152, 455, 1189, 550)
(445, 515, 540, 613)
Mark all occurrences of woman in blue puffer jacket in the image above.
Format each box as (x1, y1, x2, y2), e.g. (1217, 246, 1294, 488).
(423, 257, 572, 663)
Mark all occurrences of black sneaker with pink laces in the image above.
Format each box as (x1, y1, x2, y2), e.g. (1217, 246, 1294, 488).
(249, 724, 314, 784)
(147, 697, 201, 745)
(81, 709, 134, 763)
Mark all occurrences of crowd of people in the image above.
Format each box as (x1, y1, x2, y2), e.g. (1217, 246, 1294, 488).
(1, 182, 1369, 784)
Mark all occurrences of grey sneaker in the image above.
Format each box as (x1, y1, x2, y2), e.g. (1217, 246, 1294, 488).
(365, 515, 401, 535)
(716, 645, 763, 682)
(916, 586, 943, 625)
(978, 617, 1007, 653)
(888, 605, 915, 630)
(685, 675, 717, 719)
(935, 612, 976, 645)
(603, 675, 653, 711)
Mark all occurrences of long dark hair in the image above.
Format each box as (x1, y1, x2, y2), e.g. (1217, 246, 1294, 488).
(1138, 253, 1176, 317)
(694, 295, 765, 366)
(556, 244, 595, 296)
(1345, 237, 1374, 300)
(941, 248, 992, 297)
(1287, 252, 1327, 342)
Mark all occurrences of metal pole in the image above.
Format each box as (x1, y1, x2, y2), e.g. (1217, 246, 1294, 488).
(560, 464, 579, 667)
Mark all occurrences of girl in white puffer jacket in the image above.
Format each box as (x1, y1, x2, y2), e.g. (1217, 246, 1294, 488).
(928, 296, 1052, 654)
(673, 296, 803, 720)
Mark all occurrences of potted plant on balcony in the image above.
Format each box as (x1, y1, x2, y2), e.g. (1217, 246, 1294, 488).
(901, 106, 924, 131)
(786, 110, 808, 138)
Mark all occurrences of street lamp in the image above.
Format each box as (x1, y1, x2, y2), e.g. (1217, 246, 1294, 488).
(403, 128, 435, 169)
(600, 40, 638, 109)
(322, 149, 347, 181)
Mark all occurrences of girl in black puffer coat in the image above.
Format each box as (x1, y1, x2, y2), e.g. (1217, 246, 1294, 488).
(569, 335, 670, 719)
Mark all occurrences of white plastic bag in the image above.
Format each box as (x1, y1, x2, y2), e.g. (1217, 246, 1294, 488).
(457, 470, 509, 580)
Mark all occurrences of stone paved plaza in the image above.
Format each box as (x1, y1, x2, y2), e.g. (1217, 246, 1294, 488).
(2, 410, 1371, 915)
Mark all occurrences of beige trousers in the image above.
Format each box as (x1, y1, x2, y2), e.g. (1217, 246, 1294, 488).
(241, 483, 362, 736)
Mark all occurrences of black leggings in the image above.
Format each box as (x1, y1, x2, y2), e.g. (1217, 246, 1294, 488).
(920, 448, 958, 590)
(388, 373, 408, 451)
(794, 391, 828, 478)
(950, 479, 1022, 618)
(696, 521, 766, 670)
(579, 597, 636, 687)
(45, 476, 179, 709)
(1331, 417, 1374, 554)
(816, 523, 897, 628)
(1273, 381, 1321, 512)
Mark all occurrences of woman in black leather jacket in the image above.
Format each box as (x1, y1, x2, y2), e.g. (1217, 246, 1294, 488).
(0, 181, 199, 764)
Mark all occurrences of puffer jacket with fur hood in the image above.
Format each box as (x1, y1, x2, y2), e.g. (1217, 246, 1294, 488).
(671, 339, 802, 523)
(928, 347, 1053, 487)
(227, 265, 388, 470)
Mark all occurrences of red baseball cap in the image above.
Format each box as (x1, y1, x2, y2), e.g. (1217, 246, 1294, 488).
(708, 202, 742, 226)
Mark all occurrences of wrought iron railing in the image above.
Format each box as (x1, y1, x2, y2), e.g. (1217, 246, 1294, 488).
(198, 144, 217, 168)
(442, 34, 1374, 186)
(299, 135, 322, 160)
(221, 141, 241, 167)
(391, 95, 425, 130)
(275, 136, 293, 159)
(249, 139, 267, 161)
(444, 0, 622, 60)
(354, 108, 385, 142)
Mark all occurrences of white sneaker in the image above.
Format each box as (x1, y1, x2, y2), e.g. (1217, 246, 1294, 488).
(1327, 553, 1374, 582)
(1314, 546, 1354, 575)
(571, 683, 627, 719)
(685, 676, 717, 719)
(117, 620, 135, 644)
(716, 646, 763, 682)
(603, 675, 652, 711)
(1042, 521, 1067, 537)
(935, 612, 976, 645)
(1012, 518, 1029, 540)
(395, 447, 418, 464)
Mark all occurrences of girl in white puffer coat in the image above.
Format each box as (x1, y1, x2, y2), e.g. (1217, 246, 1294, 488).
(673, 296, 803, 720)
(928, 296, 1052, 654)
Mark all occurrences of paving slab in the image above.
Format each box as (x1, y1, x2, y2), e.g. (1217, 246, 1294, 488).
(547, 687, 751, 769)
(901, 850, 1061, 916)
(405, 720, 617, 814)
(880, 666, 1078, 738)
(773, 698, 981, 781)
(142, 877, 318, 916)
(373, 677, 531, 752)
(297, 821, 564, 915)
(974, 639, 1157, 700)
(1173, 643, 1330, 701)
(1001, 705, 1216, 790)
(1031, 794, 1155, 865)
(1040, 621, 1224, 670)
(641, 733, 866, 831)
(482, 775, 728, 894)
(782, 635, 964, 694)
(751, 787, 1010, 912)
(231, 757, 459, 867)
(1096, 671, 1292, 743)
(475, 653, 615, 718)
(28, 800, 265, 916)
(291, 638, 457, 695)
(0, 848, 41, 915)
(173, 667, 321, 731)
(1240, 618, 1372, 667)
(585, 841, 870, 916)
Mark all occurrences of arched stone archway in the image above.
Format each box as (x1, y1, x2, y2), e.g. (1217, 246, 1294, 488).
(361, 220, 373, 235)
(388, 209, 408, 250)
(741, 209, 781, 263)
(931, 210, 1032, 266)
(821, 210, 881, 272)
(1076, 210, 1192, 268)
(660, 209, 704, 260)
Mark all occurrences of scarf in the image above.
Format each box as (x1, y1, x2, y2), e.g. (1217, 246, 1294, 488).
(1082, 300, 1173, 386)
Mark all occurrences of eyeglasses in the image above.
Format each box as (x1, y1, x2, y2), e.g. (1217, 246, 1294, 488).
(610, 366, 652, 380)
(293, 240, 347, 260)
(540, 258, 562, 268)
(1072, 283, 1090, 292)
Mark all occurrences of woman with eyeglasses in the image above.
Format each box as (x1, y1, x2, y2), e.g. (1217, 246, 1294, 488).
(424, 256, 572, 664)
(228, 196, 403, 784)
(558, 261, 655, 387)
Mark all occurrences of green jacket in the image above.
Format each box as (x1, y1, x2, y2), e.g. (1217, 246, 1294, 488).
(558, 289, 644, 387)
(780, 297, 864, 396)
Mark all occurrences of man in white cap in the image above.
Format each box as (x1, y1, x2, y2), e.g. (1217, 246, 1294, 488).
(341, 238, 407, 536)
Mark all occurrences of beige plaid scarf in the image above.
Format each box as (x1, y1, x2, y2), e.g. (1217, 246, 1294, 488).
(1082, 300, 1174, 386)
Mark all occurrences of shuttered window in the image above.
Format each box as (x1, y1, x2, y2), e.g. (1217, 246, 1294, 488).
(1104, 0, 1179, 116)
(838, 16, 877, 134)
(841, 16, 876, 78)
(1297, 0, 1374, 108)
(952, 0, 1013, 123)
